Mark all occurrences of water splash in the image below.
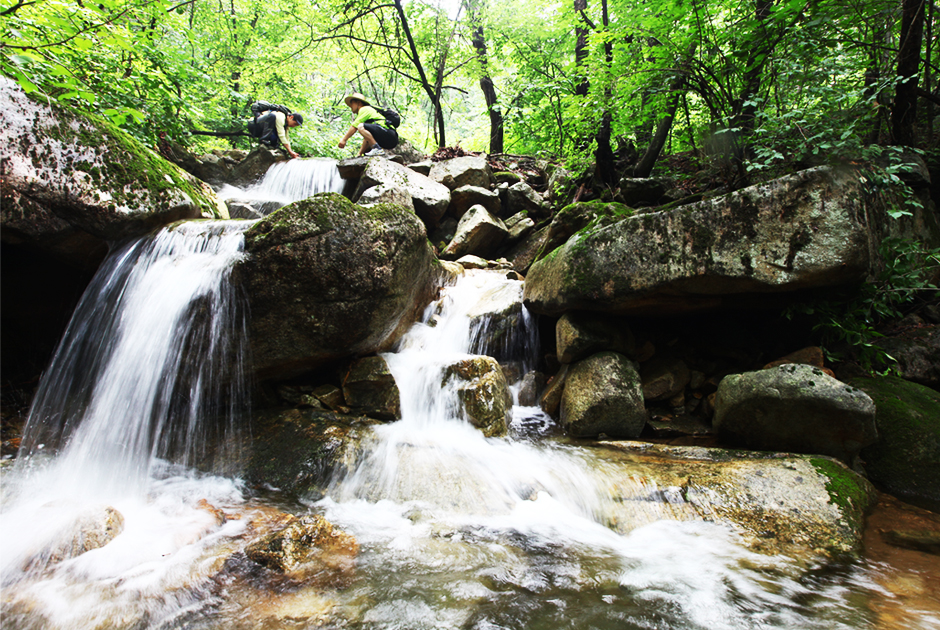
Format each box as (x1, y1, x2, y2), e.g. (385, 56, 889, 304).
(217, 158, 345, 214)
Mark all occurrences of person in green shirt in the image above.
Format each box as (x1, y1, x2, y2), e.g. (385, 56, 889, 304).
(338, 93, 399, 156)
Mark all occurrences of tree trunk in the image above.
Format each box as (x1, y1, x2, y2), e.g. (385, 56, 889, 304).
(594, 0, 615, 185)
(393, 0, 447, 147)
(470, 21, 504, 153)
(574, 0, 590, 98)
(892, 0, 926, 146)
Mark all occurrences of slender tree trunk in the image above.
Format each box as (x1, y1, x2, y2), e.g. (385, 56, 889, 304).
(892, 0, 926, 146)
(393, 0, 447, 147)
(634, 46, 695, 178)
(470, 17, 503, 153)
(594, 0, 615, 185)
(574, 0, 590, 98)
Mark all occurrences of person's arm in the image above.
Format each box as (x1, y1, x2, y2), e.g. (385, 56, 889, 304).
(275, 112, 299, 158)
(338, 126, 358, 149)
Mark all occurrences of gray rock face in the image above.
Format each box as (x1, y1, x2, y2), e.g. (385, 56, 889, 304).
(524, 166, 887, 316)
(429, 156, 493, 190)
(875, 326, 940, 389)
(505, 182, 545, 217)
(555, 312, 635, 364)
(714, 364, 878, 462)
(504, 212, 535, 243)
(240, 193, 439, 381)
(506, 225, 550, 275)
(641, 355, 692, 402)
(560, 351, 646, 438)
(342, 355, 401, 420)
(353, 158, 451, 227)
(0, 76, 221, 249)
(441, 205, 509, 260)
(442, 356, 512, 437)
(357, 183, 415, 211)
(449, 185, 501, 218)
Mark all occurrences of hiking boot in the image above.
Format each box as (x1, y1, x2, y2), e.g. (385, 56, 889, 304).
(364, 146, 385, 157)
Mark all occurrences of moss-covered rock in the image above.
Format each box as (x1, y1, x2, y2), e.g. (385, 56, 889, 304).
(593, 442, 876, 557)
(442, 355, 512, 437)
(0, 75, 224, 253)
(534, 199, 633, 263)
(850, 376, 940, 512)
(239, 193, 440, 381)
(524, 166, 891, 317)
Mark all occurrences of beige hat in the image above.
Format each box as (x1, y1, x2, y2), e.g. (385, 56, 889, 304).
(344, 92, 371, 107)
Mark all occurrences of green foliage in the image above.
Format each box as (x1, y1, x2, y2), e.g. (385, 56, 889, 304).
(785, 237, 940, 373)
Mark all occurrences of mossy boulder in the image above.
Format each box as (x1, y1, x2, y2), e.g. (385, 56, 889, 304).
(534, 200, 633, 263)
(239, 193, 439, 381)
(342, 355, 401, 421)
(442, 356, 512, 437)
(714, 364, 877, 462)
(593, 442, 876, 557)
(850, 376, 940, 512)
(524, 166, 889, 316)
(0, 75, 224, 256)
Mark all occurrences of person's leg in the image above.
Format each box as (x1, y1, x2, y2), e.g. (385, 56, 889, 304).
(356, 124, 377, 155)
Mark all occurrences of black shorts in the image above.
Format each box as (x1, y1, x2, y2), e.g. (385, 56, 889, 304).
(364, 123, 399, 149)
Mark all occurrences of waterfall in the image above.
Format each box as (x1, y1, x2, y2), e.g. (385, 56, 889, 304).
(217, 158, 345, 214)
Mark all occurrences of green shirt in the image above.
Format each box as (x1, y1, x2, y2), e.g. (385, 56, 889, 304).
(352, 105, 387, 129)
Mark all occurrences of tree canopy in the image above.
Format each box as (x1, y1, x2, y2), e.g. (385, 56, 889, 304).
(3, 0, 936, 181)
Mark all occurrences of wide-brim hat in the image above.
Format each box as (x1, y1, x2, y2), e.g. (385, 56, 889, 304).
(344, 92, 371, 107)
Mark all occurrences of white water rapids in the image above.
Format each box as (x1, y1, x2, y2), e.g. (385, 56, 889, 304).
(1, 164, 936, 628)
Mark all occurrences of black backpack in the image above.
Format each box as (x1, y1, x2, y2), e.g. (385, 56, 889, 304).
(375, 106, 401, 128)
(250, 100, 291, 120)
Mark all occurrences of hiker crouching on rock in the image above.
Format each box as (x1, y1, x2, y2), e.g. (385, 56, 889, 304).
(338, 93, 398, 157)
(253, 105, 303, 159)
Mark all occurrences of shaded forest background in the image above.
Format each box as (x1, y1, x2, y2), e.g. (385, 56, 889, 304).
(4, 0, 939, 189)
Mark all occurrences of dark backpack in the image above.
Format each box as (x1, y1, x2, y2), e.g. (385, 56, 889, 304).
(250, 100, 291, 120)
(375, 106, 401, 128)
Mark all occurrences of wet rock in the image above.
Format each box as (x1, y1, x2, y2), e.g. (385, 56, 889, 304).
(463, 272, 527, 359)
(313, 384, 346, 412)
(714, 364, 877, 462)
(245, 407, 377, 498)
(556, 312, 636, 364)
(229, 148, 285, 187)
(880, 530, 940, 555)
(441, 205, 509, 260)
(342, 355, 401, 421)
(449, 185, 501, 218)
(442, 356, 512, 437)
(539, 364, 569, 418)
(240, 193, 439, 381)
(851, 376, 940, 512)
(504, 212, 535, 243)
(641, 355, 691, 402)
(357, 183, 415, 211)
(45, 505, 125, 565)
(560, 351, 646, 438)
(594, 442, 876, 556)
(226, 201, 264, 220)
(524, 166, 896, 316)
(428, 156, 493, 190)
(244, 514, 359, 580)
(408, 160, 433, 176)
(0, 76, 223, 254)
(505, 182, 546, 218)
(493, 171, 522, 185)
(455, 254, 489, 269)
(518, 371, 548, 407)
(874, 325, 940, 389)
(353, 158, 451, 227)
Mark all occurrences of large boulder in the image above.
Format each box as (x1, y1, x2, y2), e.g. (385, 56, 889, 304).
(534, 200, 633, 263)
(428, 156, 493, 190)
(0, 76, 223, 254)
(504, 181, 547, 218)
(353, 158, 451, 227)
(440, 205, 509, 260)
(524, 166, 891, 316)
(560, 351, 646, 438)
(239, 193, 439, 381)
(555, 311, 635, 364)
(851, 376, 940, 512)
(593, 442, 876, 557)
(714, 364, 878, 462)
(442, 356, 512, 437)
(448, 185, 501, 218)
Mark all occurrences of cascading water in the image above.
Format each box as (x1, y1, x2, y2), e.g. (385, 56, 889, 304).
(217, 158, 346, 214)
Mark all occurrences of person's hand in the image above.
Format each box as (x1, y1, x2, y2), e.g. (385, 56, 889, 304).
(338, 140, 346, 149)
(289, 150, 300, 159)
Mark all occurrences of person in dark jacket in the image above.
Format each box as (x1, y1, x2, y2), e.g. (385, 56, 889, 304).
(256, 110, 303, 159)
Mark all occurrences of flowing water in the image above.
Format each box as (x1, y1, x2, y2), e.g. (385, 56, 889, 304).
(217, 158, 346, 214)
(2, 184, 939, 628)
